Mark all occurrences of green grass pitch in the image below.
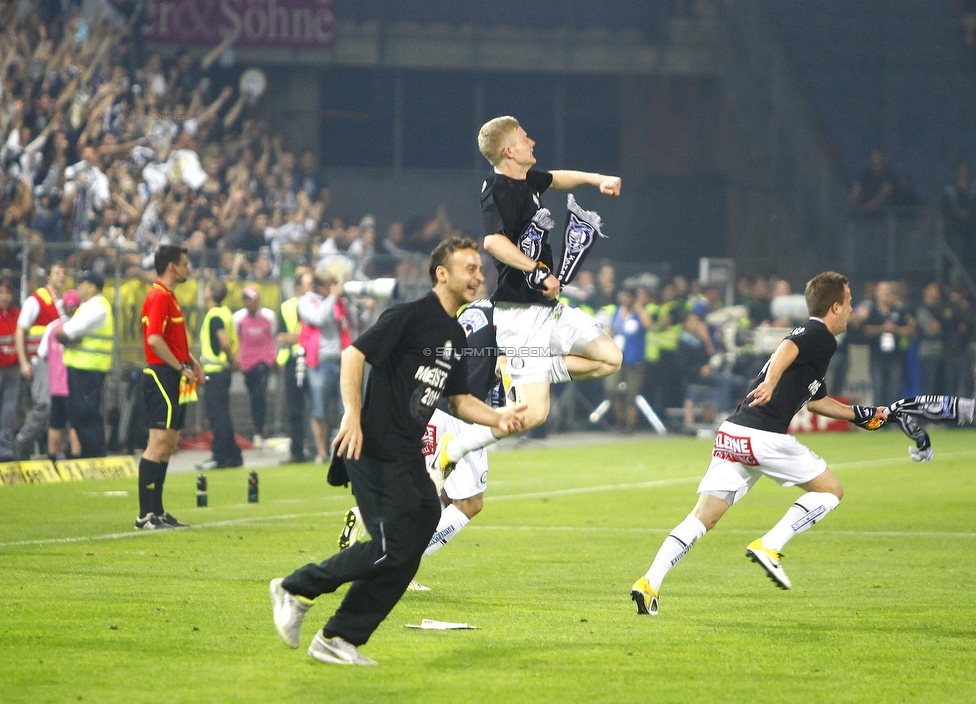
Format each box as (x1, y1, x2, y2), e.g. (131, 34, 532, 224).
(2, 429, 975, 703)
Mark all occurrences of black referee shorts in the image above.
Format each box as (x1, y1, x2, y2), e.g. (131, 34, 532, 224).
(143, 364, 187, 431)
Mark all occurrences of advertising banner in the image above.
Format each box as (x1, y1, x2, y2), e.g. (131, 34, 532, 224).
(144, 0, 336, 49)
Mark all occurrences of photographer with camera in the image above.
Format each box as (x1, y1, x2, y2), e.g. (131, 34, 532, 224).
(298, 272, 358, 463)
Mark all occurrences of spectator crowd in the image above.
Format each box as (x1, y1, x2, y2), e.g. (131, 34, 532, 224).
(0, 2, 974, 462)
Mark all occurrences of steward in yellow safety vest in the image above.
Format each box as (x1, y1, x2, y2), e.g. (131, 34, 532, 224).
(200, 286, 238, 374)
(198, 281, 242, 469)
(56, 270, 114, 458)
(277, 270, 315, 463)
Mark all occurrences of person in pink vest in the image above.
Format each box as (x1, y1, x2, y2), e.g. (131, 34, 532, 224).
(233, 286, 279, 447)
(37, 289, 82, 462)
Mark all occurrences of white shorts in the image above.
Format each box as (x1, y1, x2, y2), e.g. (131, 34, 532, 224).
(494, 302, 604, 385)
(423, 409, 489, 500)
(697, 421, 828, 505)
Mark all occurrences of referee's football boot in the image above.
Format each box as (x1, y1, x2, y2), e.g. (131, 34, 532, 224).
(270, 578, 313, 648)
(308, 631, 377, 666)
(630, 577, 659, 616)
(338, 507, 368, 550)
(157, 512, 189, 528)
(746, 539, 793, 590)
(432, 433, 457, 479)
(134, 513, 164, 530)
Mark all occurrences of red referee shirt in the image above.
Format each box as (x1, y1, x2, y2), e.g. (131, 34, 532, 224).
(142, 281, 190, 365)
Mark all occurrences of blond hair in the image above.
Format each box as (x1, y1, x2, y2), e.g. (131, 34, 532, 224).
(478, 116, 520, 166)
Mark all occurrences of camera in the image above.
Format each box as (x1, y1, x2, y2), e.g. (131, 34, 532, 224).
(342, 278, 399, 300)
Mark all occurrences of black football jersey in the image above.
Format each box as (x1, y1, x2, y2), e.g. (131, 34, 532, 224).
(481, 169, 555, 306)
(728, 318, 837, 434)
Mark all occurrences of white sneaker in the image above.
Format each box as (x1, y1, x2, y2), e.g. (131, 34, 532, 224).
(406, 579, 430, 592)
(308, 631, 377, 665)
(270, 578, 312, 648)
(253, 434, 264, 449)
(746, 539, 792, 590)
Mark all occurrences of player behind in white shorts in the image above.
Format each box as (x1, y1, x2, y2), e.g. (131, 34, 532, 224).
(338, 299, 499, 589)
(631, 272, 888, 616)
(433, 116, 623, 473)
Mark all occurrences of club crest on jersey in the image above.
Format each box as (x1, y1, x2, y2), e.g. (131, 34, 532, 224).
(458, 307, 489, 336)
(519, 223, 545, 260)
(422, 424, 436, 456)
(808, 379, 822, 396)
(441, 340, 455, 361)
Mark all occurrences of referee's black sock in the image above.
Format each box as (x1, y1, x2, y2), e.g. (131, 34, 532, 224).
(138, 457, 160, 517)
(153, 461, 169, 516)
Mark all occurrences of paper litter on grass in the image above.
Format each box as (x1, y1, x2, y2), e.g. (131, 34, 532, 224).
(406, 619, 480, 630)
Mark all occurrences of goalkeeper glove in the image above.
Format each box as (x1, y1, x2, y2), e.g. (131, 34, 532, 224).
(526, 261, 553, 291)
(852, 404, 886, 430)
(892, 412, 933, 462)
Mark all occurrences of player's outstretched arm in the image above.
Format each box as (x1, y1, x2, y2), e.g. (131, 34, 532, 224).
(808, 397, 887, 428)
(549, 170, 621, 195)
(333, 345, 365, 460)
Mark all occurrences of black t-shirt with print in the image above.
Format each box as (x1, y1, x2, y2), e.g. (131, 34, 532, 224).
(728, 318, 837, 434)
(481, 169, 555, 306)
(353, 291, 470, 461)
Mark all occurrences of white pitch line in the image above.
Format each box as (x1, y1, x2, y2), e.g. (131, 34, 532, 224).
(4, 448, 976, 549)
(487, 475, 700, 501)
(468, 525, 976, 539)
(0, 510, 348, 548)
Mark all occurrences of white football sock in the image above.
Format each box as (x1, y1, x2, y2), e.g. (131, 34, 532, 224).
(446, 424, 498, 463)
(423, 504, 470, 557)
(644, 514, 707, 593)
(549, 356, 572, 384)
(761, 491, 841, 553)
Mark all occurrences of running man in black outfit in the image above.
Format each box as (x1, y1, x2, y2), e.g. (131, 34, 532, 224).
(435, 115, 623, 469)
(270, 237, 526, 665)
(631, 272, 888, 616)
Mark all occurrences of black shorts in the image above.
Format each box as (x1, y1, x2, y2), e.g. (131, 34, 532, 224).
(50, 395, 69, 430)
(143, 365, 187, 431)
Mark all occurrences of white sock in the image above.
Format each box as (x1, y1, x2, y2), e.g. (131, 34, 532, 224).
(644, 514, 707, 593)
(761, 491, 841, 552)
(446, 424, 498, 463)
(549, 356, 572, 384)
(423, 504, 470, 557)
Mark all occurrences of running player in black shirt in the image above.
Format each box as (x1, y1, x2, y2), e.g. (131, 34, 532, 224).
(631, 272, 888, 616)
(270, 237, 526, 665)
(435, 115, 623, 470)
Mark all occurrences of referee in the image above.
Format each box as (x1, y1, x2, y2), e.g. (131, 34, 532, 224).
(270, 237, 526, 666)
(136, 245, 204, 530)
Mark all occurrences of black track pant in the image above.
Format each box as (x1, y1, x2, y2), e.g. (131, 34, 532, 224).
(282, 452, 440, 646)
(203, 370, 241, 466)
(67, 367, 106, 458)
